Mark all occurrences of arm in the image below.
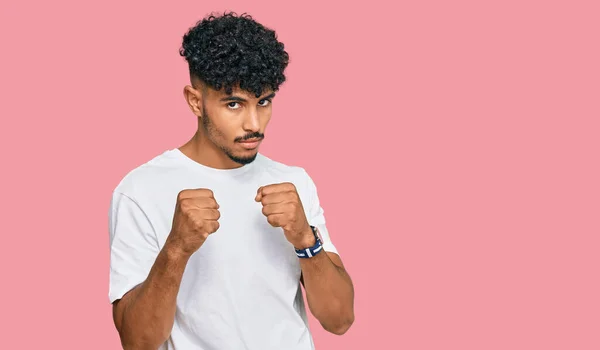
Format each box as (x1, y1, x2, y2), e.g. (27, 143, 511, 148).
(299, 249, 355, 335)
(109, 189, 220, 349)
(255, 181, 355, 335)
(113, 244, 190, 349)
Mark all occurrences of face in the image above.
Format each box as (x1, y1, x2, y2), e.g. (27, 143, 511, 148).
(187, 82, 275, 165)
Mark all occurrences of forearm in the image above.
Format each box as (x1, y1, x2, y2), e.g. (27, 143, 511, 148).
(116, 243, 190, 349)
(300, 252, 355, 335)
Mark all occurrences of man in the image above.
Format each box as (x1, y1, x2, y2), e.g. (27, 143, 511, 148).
(108, 12, 354, 350)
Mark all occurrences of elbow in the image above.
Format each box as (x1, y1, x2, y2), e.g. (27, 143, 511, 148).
(121, 340, 163, 350)
(119, 330, 169, 350)
(323, 311, 355, 335)
(121, 344, 142, 350)
(120, 339, 153, 350)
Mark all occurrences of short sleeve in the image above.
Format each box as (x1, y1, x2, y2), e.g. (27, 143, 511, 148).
(302, 169, 339, 256)
(108, 191, 160, 303)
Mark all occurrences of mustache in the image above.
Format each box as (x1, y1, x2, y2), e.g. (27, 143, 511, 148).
(235, 132, 264, 142)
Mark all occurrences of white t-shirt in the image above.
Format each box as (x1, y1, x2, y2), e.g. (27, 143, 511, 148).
(108, 148, 338, 350)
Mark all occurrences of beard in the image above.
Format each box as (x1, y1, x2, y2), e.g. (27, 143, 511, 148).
(201, 110, 259, 165)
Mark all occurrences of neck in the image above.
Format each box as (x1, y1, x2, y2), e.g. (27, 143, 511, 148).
(178, 132, 244, 170)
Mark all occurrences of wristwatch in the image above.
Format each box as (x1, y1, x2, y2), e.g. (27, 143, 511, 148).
(295, 225, 324, 258)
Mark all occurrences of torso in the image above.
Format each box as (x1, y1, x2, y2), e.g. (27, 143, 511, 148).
(118, 149, 316, 350)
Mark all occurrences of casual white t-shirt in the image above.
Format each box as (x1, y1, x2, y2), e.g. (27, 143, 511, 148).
(108, 148, 338, 350)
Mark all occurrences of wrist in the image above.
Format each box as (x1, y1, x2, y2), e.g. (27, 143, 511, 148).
(164, 237, 192, 261)
(293, 226, 317, 249)
(294, 225, 324, 259)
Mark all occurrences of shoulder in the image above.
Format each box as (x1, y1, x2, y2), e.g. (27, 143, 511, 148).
(111, 149, 181, 199)
(255, 153, 320, 201)
(255, 153, 313, 183)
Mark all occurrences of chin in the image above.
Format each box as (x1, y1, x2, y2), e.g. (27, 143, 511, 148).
(228, 150, 258, 165)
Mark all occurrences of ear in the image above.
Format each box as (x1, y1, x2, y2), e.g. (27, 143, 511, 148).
(183, 84, 203, 117)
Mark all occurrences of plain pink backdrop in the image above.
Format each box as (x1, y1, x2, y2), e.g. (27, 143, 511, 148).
(1, 0, 599, 349)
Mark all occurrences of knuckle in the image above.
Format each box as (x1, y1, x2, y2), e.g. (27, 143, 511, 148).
(177, 189, 188, 201)
(268, 216, 280, 226)
(205, 222, 217, 234)
(179, 198, 192, 212)
(201, 188, 214, 197)
(193, 217, 205, 229)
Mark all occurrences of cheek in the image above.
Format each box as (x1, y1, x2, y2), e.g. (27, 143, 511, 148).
(221, 118, 242, 140)
(214, 124, 234, 142)
(203, 117, 227, 143)
(206, 112, 236, 139)
(261, 109, 272, 127)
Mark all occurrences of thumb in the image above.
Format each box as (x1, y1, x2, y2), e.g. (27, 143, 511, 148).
(255, 186, 263, 202)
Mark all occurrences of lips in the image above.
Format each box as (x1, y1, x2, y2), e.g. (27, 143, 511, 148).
(237, 138, 262, 149)
(238, 138, 262, 143)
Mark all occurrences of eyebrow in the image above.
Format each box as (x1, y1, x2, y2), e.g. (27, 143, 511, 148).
(220, 92, 276, 103)
(260, 92, 276, 100)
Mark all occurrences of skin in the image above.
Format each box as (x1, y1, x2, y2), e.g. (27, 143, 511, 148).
(179, 75, 274, 169)
(111, 76, 355, 349)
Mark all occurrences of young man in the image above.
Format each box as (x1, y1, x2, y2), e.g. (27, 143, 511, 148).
(108, 12, 354, 350)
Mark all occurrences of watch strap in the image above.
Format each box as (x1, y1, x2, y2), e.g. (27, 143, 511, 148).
(295, 225, 323, 258)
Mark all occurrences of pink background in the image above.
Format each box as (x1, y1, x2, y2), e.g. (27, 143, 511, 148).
(1, 0, 599, 349)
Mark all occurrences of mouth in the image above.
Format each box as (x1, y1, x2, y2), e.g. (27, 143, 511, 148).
(237, 138, 262, 150)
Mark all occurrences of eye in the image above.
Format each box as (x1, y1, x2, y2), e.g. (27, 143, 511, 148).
(258, 99, 271, 107)
(227, 102, 241, 109)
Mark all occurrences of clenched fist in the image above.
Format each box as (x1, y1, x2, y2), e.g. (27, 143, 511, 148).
(255, 182, 315, 249)
(166, 188, 220, 256)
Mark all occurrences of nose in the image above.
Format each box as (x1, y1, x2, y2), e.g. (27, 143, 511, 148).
(242, 107, 260, 132)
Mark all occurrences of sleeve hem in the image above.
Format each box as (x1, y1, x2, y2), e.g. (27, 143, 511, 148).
(322, 242, 339, 255)
(108, 280, 144, 304)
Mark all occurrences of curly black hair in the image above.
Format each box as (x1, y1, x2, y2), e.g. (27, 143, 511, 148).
(179, 12, 290, 97)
